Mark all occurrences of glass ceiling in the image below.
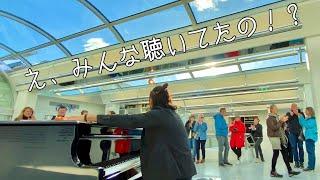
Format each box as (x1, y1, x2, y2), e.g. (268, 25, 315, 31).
(0, 0, 281, 71)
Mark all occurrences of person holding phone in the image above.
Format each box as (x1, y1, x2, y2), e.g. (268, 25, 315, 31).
(250, 117, 264, 162)
(229, 116, 245, 163)
(286, 103, 305, 168)
(185, 114, 196, 161)
(193, 114, 208, 164)
(296, 107, 318, 171)
(267, 104, 300, 178)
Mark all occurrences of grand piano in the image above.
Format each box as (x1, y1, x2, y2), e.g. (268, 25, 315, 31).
(0, 121, 142, 180)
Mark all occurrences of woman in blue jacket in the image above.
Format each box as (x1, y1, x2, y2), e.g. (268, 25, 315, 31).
(296, 107, 318, 171)
(193, 114, 208, 164)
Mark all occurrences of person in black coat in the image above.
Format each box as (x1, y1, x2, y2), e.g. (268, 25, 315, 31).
(67, 83, 197, 180)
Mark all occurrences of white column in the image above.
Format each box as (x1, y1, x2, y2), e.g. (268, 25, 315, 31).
(302, 84, 315, 108)
(12, 90, 38, 119)
(100, 93, 120, 114)
(305, 36, 320, 119)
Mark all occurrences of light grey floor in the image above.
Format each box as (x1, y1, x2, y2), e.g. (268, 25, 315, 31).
(193, 148, 320, 180)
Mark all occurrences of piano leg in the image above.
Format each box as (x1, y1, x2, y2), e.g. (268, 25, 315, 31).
(77, 139, 93, 165)
(98, 167, 105, 180)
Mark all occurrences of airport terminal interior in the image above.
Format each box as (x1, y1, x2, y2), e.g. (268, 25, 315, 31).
(0, 0, 320, 180)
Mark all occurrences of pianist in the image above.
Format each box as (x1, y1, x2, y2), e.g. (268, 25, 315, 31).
(66, 83, 197, 180)
(14, 106, 36, 121)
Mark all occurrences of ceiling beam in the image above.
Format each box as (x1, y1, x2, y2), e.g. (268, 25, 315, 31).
(0, 43, 32, 66)
(77, 0, 125, 43)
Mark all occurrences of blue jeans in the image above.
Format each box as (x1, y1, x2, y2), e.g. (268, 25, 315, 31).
(306, 139, 316, 169)
(288, 133, 304, 163)
(188, 138, 196, 159)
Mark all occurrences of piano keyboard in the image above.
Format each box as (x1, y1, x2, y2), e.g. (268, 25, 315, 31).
(95, 154, 141, 179)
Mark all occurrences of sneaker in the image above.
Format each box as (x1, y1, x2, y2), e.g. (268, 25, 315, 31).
(219, 163, 225, 167)
(270, 171, 283, 178)
(294, 162, 300, 168)
(224, 162, 233, 166)
(300, 163, 304, 169)
(303, 168, 314, 172)
(196, 160, 200, 164)
(261, 159, 265, 162)
(200, 159, 205, 163)
(255, 158, 261, 163)
(288, 170, 300, 177)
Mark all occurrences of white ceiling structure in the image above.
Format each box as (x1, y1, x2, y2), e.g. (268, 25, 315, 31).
(1, 0, 319, 115)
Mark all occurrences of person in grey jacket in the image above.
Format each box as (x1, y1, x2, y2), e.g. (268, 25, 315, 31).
(67, 83, 196, 180)
(267, 104, 300, 178)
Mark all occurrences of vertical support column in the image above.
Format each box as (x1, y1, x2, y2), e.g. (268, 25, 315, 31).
(305, 36, 320, 119)
(12, 90, 38, 119)
(302, 84, 315, 108)
(100, 93, 120, 114)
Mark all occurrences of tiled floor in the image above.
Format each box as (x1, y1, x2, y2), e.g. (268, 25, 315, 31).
(193, 148, 320, 180)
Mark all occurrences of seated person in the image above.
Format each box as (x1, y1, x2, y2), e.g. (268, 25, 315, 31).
(14, 107, 36, 121)
(52, 105, 67, 120)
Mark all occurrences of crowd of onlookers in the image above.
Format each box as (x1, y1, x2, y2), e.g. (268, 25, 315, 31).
(185, 104, 318, 178)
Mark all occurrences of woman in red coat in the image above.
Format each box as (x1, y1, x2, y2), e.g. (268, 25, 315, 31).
(229, 116, 246, 161)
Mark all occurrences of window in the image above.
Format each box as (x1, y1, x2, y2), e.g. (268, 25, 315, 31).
(240, 54, 300, 71)
(62, 29, 118, 55)
(0, 0, 102, 38)
(154, 73, 192, 83)
(192, 65, 239, 78)
(22, 45, 65, 65)
(89, 0, 176, 21)
(0, 16, 48, 51)
(115, 5, 191, 41)
(189, 0, 280, 23)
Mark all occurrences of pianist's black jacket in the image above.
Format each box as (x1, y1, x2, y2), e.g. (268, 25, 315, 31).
(97, 106, 197, 180)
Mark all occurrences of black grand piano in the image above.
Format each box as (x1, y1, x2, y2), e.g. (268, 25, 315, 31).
(0, 121, 142, 180)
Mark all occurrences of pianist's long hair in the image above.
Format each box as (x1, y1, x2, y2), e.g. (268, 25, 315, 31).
(149, 83, 177, 110)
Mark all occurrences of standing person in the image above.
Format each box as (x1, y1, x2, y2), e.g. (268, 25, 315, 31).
(193, 114, 208, 164)
(100, 111, 115, 161)
(297, 107, 318, 171)
(251, 117, 264, 162)
(51, 105, 68, 120)
(229, 116, 245, 162)
(65, 83, 197, 180)
(78, 110, 92, 165)
(185, 114, 196, 161)
(114, 127, 131, 157)
(267, 104, 300, 178)
(14, 107, 36, 121)
(214, 108, 232, 166)
(286, 103, 305, 168)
